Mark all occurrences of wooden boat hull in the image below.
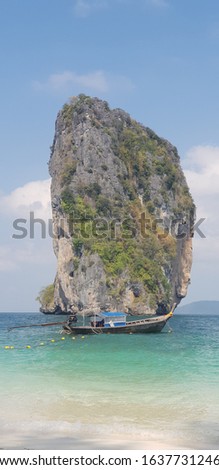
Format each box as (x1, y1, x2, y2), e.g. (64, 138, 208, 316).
(63, 313, 172, 335)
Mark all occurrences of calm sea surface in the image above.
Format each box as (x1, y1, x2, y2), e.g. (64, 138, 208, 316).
(0, 312, 219, 449)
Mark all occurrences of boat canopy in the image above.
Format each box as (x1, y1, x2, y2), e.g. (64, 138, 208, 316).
(100, 312, 126, 317)
(100, 312, 126, 328)
(90, 312, 127, 328)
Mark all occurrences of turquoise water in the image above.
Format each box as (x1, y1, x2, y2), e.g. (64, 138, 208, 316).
(0, 313, 219, 449)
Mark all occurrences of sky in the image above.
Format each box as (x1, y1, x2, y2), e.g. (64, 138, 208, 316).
(0, 0, 219, 311)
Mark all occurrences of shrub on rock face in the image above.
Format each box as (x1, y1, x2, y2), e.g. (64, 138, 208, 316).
(36, 285, 55, 311)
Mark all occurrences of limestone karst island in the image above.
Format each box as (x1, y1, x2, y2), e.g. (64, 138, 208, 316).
(38, 95, 195, 317)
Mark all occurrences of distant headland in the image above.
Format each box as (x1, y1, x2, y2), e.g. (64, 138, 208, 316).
(177, 301, 219, 315)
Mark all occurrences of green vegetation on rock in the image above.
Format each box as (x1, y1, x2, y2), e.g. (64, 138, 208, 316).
(36, 284, 55, 311)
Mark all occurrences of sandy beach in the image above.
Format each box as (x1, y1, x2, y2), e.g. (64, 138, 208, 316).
(0, 422, 190, 450)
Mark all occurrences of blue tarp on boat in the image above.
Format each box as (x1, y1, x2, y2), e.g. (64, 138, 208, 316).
(100, 312, 126, 317)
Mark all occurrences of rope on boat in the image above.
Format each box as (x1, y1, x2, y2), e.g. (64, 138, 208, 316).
(62, 326, 72, 335)
(91, 328, 103, 335)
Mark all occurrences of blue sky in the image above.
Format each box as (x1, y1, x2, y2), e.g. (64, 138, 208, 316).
(0, 0, 219, 311)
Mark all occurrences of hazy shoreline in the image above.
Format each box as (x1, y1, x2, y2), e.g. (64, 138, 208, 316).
(0, 423, 197, 450)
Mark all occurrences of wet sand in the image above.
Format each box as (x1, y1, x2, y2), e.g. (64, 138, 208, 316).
(0, 420, 197, 450)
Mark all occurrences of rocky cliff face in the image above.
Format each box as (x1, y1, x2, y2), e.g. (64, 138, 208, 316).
(41, 94, 195, 315)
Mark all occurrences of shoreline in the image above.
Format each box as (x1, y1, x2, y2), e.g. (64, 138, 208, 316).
(0, 420, 206, 450)
(0, 436, 190, 451)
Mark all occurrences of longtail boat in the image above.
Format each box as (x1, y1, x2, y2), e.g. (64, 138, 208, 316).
(63, 310, 174, 335)
(9, 305, 175, 334)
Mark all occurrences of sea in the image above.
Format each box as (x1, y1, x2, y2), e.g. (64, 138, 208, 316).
(0, 312, 219, 450)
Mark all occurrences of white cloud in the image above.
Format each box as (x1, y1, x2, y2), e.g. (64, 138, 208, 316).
(0, 179, 51, 221)
(183, 145, 219, 262)
(184, 144, 219, 171)
(0, 179, 53, 274)
(73, 0, 168, 16)
(33, 70, 134, 94)
(33, 70, 109, 94)
(0, 180, 56, 310)
(74, 0, 107, 17)
(184, 145, 219, 210)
